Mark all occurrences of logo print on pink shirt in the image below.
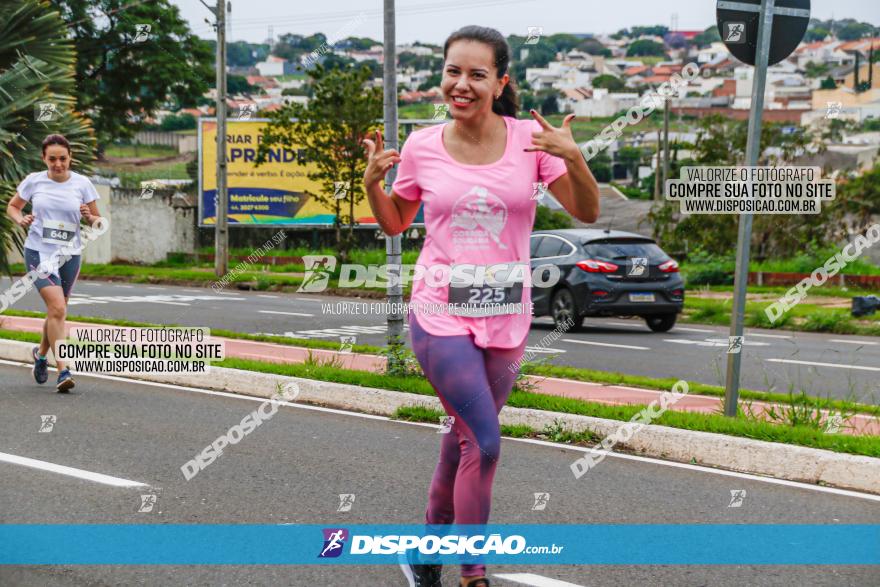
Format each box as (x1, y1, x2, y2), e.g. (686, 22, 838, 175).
(450, 186, 508, 250)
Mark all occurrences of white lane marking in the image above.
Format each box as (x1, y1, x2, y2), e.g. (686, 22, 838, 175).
(665, 338, 770, 348)
(562, 339, 650, 350)
(598, 321, 645, 329)
(494, 574, 584, 587)
(748, 333, 791, 339)
(259, 310, 314, 317)
(830, 339, 880, 346)
(295, 297, 320, 302)
(1, 359, 877, 502)
(0, 452, 148, 488)
(673, 326, 715, 333)
(182, 289, 202, 293)
(766, 358, 880, 372)
(146, 287, 166, 291)
(115, 285, 134, 289)
(524, 346, 567, 354)
(256, 294, 278, 299)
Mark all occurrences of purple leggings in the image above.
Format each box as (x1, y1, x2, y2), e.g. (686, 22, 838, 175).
(408, 313, 527, 578)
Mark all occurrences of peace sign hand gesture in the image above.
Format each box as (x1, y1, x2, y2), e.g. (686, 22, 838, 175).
(523, 110, 580, 162)
(362, 130, 401, 190)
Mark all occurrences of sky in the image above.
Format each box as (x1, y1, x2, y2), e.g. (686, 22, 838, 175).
(169, 0, 878, 45)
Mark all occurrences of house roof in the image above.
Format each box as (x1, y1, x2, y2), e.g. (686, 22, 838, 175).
(624, 65, 649, 76)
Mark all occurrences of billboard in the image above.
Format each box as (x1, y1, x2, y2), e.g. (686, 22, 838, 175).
(199, 118, 421, 227)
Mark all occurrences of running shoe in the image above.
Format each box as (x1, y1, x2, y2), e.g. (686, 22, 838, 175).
(32, 347, 48, 384)
(461, 578, 490, 587)
(398, 549, 443, 587)
(56, 369, 75, 393)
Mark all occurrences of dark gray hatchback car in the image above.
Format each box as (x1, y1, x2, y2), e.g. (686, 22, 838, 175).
(530, 229, 685, 332)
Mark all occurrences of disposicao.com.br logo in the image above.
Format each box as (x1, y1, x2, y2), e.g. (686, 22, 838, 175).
(317, 529, 561, 558)
(298, 256, 562, 293)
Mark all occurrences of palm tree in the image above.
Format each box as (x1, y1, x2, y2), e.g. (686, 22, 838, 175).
(0, 0, 96, 276)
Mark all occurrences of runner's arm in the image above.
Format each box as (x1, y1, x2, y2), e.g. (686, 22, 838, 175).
(5, 194, 34, 228)
(365, 183, 421, 236)
(80, 201, 103, 226)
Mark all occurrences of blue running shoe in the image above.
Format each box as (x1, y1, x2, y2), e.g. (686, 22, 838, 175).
(32, 347, 49, 384)
(56, 369, 75, 393)
(398, 549, 442, 587)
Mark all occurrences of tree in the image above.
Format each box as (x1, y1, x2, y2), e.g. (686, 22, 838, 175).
(255, 64, 382, 260)
(539, 91, 559, 115)
(836, 21, 876, 41)
(692, 26, 721, 48)
(227, 74, 256, 95)
(631, 26, 669, 38)
(417, 73, 441, 91)
(626, 40, 667, 57)
(159, 113, 196, 131)
(592, 74, 625, 91)
(648, 115, 834, 261)
(803, 27, 830, 42)
(590, 152, 612, 183)
(616, 146, 645, 187)
(51, 0, 213, 147)
(804, 61, 830, 78)
(835, 162, 880, 234)
(273, 33, 327, 61)
(227, 41, 268, 67)
(576, 38, 612, 57)
(820, 76, 837, 90)
(0, 0, 96, 275)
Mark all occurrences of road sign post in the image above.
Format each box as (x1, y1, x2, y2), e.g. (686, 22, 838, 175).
(716, 0, 810, 417)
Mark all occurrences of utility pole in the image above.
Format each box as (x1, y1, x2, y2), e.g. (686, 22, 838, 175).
(662, 96, 671, 190)
(201, 0, 229, 277)
(383, 0, 404, 371)
(654, 131, 663, 200)
(855, 50, 861, 92)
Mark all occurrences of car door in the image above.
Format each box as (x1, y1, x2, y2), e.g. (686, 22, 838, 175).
(529, 235, 551, 315)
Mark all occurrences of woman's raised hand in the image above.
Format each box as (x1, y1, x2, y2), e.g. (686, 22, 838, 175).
(17, 214, 34, 229)
(362, 130, 401, 190)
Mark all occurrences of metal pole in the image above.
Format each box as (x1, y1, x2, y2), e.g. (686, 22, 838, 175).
(383, 0, 404, 369)
(723, 0, 775, 417)
(654, 131, 662, 200)
(214, 0, 229, 277)
(662, 96, 670, 189)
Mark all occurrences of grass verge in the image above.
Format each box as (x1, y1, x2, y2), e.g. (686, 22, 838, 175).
(3, 309, 877, 418)
(1, 329, 876, 455)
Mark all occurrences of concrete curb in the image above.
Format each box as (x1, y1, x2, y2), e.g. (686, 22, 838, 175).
(2, 338, 878, 496)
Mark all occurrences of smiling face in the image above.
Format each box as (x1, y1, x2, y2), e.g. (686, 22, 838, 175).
(42, 144, 71, 178)
(441, 39, 508, 122)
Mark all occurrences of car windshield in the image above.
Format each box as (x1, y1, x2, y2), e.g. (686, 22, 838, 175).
(583, 240, 667, 262)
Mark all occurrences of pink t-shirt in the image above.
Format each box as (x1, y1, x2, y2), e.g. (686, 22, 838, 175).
(393, 115, 569, 349)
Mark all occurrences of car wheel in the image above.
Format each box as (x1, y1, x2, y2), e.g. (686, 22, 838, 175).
(645, 313, 677, 333)
(551, 288, 582, 331)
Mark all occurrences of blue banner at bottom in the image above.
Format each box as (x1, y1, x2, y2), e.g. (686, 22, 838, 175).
(1, 524, 878, 565)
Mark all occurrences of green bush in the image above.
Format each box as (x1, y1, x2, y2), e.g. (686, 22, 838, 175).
(533, 205, 574, 230)
(802, 310, 856, 334)
(685, 265, 734, 286)
(746, 307, 790, 329)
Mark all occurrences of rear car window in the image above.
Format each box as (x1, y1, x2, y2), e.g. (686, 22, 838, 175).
(535, 236, 565, 258)
(583, 240, 667, 262)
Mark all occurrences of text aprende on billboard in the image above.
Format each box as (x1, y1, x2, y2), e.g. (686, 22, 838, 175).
(198, 118, 385, 227)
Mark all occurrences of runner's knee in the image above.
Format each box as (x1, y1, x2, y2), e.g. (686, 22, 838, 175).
(47, 303, 66, 321)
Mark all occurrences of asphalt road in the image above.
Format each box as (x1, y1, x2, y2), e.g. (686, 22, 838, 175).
(2, 278, 880, 405)
(1, 361, 878, 587)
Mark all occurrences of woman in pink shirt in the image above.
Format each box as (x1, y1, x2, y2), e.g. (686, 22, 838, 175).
(363, 25, 599, 587)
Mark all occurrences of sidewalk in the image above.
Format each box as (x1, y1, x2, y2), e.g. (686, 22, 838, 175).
(2, 315, 878, 436)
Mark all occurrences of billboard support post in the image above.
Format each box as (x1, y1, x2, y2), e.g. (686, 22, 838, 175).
(383, 0, 404, 372)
